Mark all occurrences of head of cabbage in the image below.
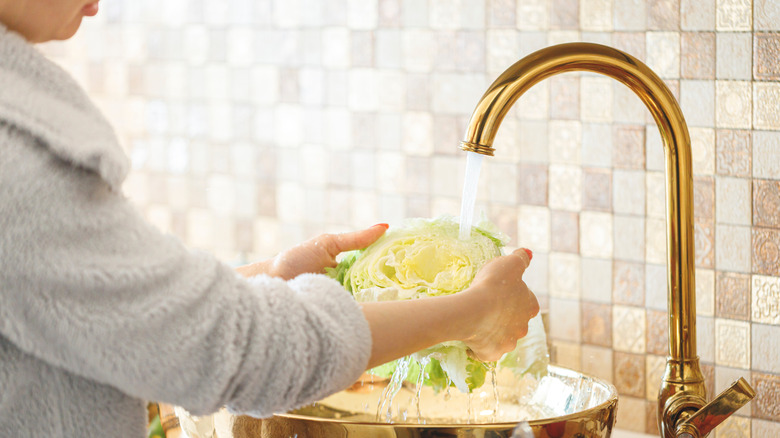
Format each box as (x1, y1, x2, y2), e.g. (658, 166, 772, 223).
(328, 216, 548, 394)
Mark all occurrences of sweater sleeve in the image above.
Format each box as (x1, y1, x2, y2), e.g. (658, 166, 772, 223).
(0, 129, 372, 417)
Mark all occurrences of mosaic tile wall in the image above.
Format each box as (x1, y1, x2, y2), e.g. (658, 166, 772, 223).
(41, 0, 779, 435)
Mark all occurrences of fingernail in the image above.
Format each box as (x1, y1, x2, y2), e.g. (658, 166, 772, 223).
(523, 248, 533, 260)
(372, 223, 389, 229)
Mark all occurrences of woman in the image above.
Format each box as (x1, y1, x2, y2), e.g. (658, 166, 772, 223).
(0, 1, 539, 437)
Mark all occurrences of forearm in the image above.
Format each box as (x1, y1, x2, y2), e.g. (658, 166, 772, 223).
(360, 292, 482, 369)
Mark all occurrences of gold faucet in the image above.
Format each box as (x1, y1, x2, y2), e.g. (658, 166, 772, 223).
(461, 42, 755, 438)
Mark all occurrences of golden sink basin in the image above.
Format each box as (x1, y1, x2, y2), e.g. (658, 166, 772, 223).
(214, 365, 617, 438)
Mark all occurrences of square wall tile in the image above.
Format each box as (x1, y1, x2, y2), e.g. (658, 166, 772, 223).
(517, 163, 549, 206)
(582, 168, 612, 211)
(613, 170, 646, 215)
(551, 211, 580, 253)
(681, 32, 716, 79)
(716, 0, 752, 31)
(753, 419, 780, 437)
(753, 323, 780, 374)
(752, 372, 780, 421)
(613, 305, 647, 353)
(755, 0, 780, 30)
(580, 211, 613, 258)
(715, 176, 752, 225)
(754, 180, 780, 227)
(691, 127, 716, 175)
(582, 301, 612, 347)
(715, 415, 751, 438)
(699, 315, 716, 363)
(614, 0, 646, 31)
(648, 0, 680, 31)
(646, 32, 681, 79)
(645, 171, 666, 218)
(580, 0, 613, 31)
(753, 131, 780, 179)
(549, 76, 580, 120)
(646, 218, 668, 265)
(697, 268, 716, 316)
(716, 129, 752, 177)
(753, 228, 780, 276)
(753, 83, 780, 130)
(549, 119, 582, 163)
(550, 340, 582, 370)
(581, 258, 613, 303)
(716, 80, 752, 129)
(517, 0, 549, 30)
(613, 125, 646, 169)
(754, 33, 780, 80)
(518, 205, 551, 253)
(716, 271, 751, 320)
(694, 176, 715, 219)
(752, 275, 780, 324)
(715, 366, 753, 416)
(551, 0, 579, 30)
(549, 252, 581, 299)
(645, 263, 668, 311)
(581, 345, 613, 382)
(646, 354, 667, 399)
(487, 0, 516, 28)
(548, 165, 582, 211)
(716, 32, 752, 80)
(646, 309, 669, 356)
(682, 0, 716, 30)
(580, 76, 613, 122)
(615, 396, 647, 433)
(614, 260, 646, 306)
(614, 215, 646, 262)
(614, 352, 646, 398)
(582, 123, 613, 167)
(715, 224, 751, 272)
(715, 318, 751, 369)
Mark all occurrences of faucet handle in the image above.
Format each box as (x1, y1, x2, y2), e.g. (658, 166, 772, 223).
(675, 377, 755, 438)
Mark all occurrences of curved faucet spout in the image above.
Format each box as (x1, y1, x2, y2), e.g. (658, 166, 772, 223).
(460, 42, 753, 437)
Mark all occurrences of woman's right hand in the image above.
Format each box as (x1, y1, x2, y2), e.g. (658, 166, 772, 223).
(457, 248, 539, 362)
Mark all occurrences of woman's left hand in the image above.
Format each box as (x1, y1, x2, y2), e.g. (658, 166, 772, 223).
(236, 224, 388, 280)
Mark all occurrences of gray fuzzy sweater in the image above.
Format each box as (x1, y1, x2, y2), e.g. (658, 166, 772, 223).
(0, 25, 371, 437)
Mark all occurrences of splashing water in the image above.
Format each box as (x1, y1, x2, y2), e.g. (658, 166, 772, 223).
(413, 356, 432, 423)
(377, 356, 412, 422)
(458, 151, 485, 240)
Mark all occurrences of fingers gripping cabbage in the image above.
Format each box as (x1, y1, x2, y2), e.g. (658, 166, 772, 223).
(327, 216, 548, 394)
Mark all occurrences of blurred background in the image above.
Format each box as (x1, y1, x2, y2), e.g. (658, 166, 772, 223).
(41, 1, 779, 436)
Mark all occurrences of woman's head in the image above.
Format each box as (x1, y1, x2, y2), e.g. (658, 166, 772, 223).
(0, 0, 99, 43)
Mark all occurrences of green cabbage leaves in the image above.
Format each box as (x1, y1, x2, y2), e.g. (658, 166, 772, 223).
(328, 216, 549, 394)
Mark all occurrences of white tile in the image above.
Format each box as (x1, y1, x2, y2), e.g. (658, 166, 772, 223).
(549, 120, 582, 165)
(646, 32, 680, 79)
(518, 205, 551, 253)
(550, 298, 582, 342)
(752, 275, 780, 324)
(431, 73, 486, 115)
(549, 253, 582, 299)
(614, 215, 645, 262)
(518, 121, 551, 164)
(715, 318, 751, 369)
(487, 29, 520, 73)
(487, 162, 518, 204)
(516, 80, 550, 121)
(324, 108, 352, 150)
(696, 268, 715, 316)
(614, 0, 647, 31)
(403, 29, 435, 73)
(517, 0, 549, 31)
(580, 76, 614, 122)
(580, 0, 614, 31)
(580, 212, 614, 259)
(348, 0, 378, 29)
(582, 258, 613, 303)
(715, 176, 751, 225)
(429, 0, 460, 29)
(753, 323, 780, 373)
(322, 28, 350, 69)
(690, 127, 716, 175)
(460, 0, 485, 29)
(582, 123, 614, 168)
(549, 165, 582, 211)
(715, 224, 751, 273)
(613, 305, 646, 353)
(645, 126, 665, 172)
(716, 0, 752, 31)
(754, 82, 780, 130)
(753, 131, 780, 178)
(697, 315, 715, 363)
(680, 80, 715, 128)
(377, 70, 405, 111)
(716, 80, 751, 129)
(645, 263, 667, 310)
(613, 170, 646, 215)
(402, 111, 434, 157)
(716, 33, 752, 80)
(756, 0, 780, 30)
(376, 29, 402, 69)
(645, 218, 667, 265)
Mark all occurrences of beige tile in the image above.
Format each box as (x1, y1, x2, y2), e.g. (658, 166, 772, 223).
(614, 170, 646, 215)
(715, 415, 751, 438)
(518, 205, 551, 253)
(580, 0, 613, 31)
(699, 315, 716, 363)
(692, 127, 716, 174)
(716, 0, 752, 31)
(682, 32, 716, 79)
(614, 261, 646, 306)
(716, 32, 752, 80)
(646, 309, 669, 356)
(549, 120, 582, 164)
(378, 0, 402, 27)
(487, 162, 518, 204)
(615, 352, 646, 397)
(549, 165, 582, 211)
(716, 80, 752, 129)
(752, 275, 780, 325)
(645, 354, 667, 399)
(753, 180, 780, 227)
(715, 366, 753, 416)
(648, 0, 680, 31)
(716, 271, 751, 321)
(694, 176, 715, 219)
(613, 125, 646, 169)
(645, 263, 668, 311)
(716, 129, 752, 177)
(550, 340, 581, 369)
(753, 419, 780, 437)
(517, 163, 549, 206)
(715, 224, 751, 273)
(753, 228, 780, 277)
(615, 396, 647, 432)
(751, 371, 780, 421)
(549, 76, 580, 120)
(487, 0, 516, 27)
(755, 0, 780, 31)
(754, 33, 780, 80)
(753, 323, 780, 374)
(645, 171, 666, 218)
(580, 76, 613, 122)
(550, 0, 579, 30)
(582, 302, 612, 347)
(682, 0, 716, 30)
(550, 211, 579, 253)
(646, 217, 667, 265)
(516, 0, 549, 31)
(614, 215, 646, 262)
(581, 345, 613, 382)
(613, 305, 647, 353)
(697, 268, 716, 317)
(582, 167, 612, 211)
(614, 0, 646, 31)
(582, 123, 613, 167)
(716, 318, 751, 369)
(582, 258, 613, 303)
(753, 82, 780, 130)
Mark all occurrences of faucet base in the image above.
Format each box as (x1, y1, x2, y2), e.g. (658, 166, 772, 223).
(658, 357, 707, 438)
